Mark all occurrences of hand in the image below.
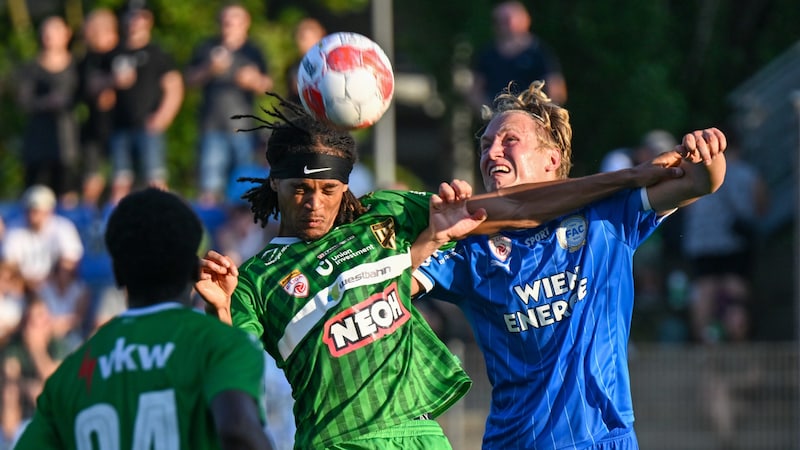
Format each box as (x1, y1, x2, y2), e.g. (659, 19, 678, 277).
(428, 179, 487, 243)
(629, 150, 686, 187)
(679, 127, 727, 165)
(145, 112, 172, 133)
(209, 46, 232, 75)
(194, 250, 239, 313)
(235, 65, 271, 92)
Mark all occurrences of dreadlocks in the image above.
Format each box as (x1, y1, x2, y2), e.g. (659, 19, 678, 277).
(232, 93, 368, 227)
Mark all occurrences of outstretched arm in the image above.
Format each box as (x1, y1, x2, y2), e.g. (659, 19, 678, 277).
(410, 179, 486, 269)
(464, 151, 686, 235)
(646, 127, 727, 214)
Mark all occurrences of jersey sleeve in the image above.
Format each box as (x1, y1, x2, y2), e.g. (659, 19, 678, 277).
(202, 322, 267, 411)
(231, 265, 266, 341)
(414, 241, 471, 304)
(360, 190, 432, 236)
(593, 189, 663, 249)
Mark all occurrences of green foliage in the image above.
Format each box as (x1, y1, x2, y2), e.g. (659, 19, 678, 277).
(0, 0, 797, 198)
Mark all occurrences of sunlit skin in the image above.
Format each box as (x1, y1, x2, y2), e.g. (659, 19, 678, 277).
(479, 111, 562, 192)
(269, 177, 349, 242)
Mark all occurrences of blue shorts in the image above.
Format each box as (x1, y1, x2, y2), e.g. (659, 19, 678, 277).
(590, 427, 638, 450)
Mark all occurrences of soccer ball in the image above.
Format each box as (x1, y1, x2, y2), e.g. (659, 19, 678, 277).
(297, 32, 394, 130)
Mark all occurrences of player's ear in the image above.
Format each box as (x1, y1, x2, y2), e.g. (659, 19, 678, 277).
(544, 147, 561, 174)
(269, 178, 278, 191)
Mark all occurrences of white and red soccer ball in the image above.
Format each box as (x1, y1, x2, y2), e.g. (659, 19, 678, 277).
(297, 32, 394, 130)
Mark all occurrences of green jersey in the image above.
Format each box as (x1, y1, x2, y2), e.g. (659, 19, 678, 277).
(15, 303, 266, 450)
(232, 190, 471, 449)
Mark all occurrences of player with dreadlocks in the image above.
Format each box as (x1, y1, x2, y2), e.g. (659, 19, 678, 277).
(195, 93, 689, 449)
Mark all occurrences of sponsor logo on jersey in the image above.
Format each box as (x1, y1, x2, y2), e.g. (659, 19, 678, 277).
(316, 244, 377, 276)
(97, 337, 175, 379)
(261, 245, 290, 266)
(78, 347, 98, 393)
(323, 283, 409, 357)
(370, 218, 396, 249)
(316, 235, 356, 260)
(280, 269, 309, 298)
(504, 266, 588, 332)
(556, 215, 587, 252)
(316, 259, 334, 276)
(524, 227, 551, 247)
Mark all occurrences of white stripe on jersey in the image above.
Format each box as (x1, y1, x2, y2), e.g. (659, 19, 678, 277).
(278, 253, 411, 359)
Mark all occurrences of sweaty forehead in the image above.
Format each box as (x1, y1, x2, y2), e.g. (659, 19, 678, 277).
(482, 111, 539, 139)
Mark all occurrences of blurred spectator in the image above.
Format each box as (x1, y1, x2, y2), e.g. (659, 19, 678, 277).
(1, 185, 83, 293)
(1, 355, 26, 449)
(599, 130, 677, 174)
(682, 143, 768, 343)
(600, 130, 685, 342)
(468, 1, 567, 112)
(286, 17, 326, 104)
(185, 4, 273, 205)
(108, 7, 183, 193)
(599, 147, 634, 173)
(76, 8, 120, 201)
(56, 173, 120, 334)
(0, 263, 26, 346)
(636, 129, 677, 165)
(0, 297, 70, 444)
(347, 162, 376, 197)
(14, 16, 81, 202)
(630, 130, 677, 311)
(38, 259, 90, 350)
(214, 164, 279, 265)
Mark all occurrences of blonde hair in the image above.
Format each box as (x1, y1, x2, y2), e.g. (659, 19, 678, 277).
(481, 80, 573, 179)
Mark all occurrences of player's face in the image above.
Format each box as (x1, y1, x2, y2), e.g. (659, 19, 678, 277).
(479, 111, 561, 191)
(272, 178, 348, 241)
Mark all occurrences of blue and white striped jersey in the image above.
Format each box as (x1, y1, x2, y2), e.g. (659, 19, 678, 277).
(416, 188, 665, 450)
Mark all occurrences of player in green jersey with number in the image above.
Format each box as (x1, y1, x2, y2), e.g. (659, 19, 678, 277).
(195, 95, 688, 449)
(15, 188, 274, 450)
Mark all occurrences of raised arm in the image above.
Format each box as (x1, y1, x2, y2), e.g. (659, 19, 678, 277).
(195, 250, 239, 325)
(465, 151, 686, 235)
(410, 180, 487, 269)
(646, 127, 727, 214)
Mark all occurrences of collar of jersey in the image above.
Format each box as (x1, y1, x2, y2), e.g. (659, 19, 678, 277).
(120, 302, 187, 318)
(270, 236, 302, 244)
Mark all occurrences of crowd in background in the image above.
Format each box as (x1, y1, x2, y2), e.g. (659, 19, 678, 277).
(0, 5, 351, 449)
(0, 1, 774, 449)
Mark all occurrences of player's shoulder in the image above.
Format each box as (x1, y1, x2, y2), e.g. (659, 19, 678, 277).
(360, 189, 431, 212)
(173, 308, 262, 351)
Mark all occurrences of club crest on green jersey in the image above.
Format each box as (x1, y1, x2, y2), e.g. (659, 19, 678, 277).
(370, 218, 396, 249)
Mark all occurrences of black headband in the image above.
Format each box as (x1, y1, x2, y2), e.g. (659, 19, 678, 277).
(269, 153, 353, 183)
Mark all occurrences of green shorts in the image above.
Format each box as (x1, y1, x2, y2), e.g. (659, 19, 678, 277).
(326, 420, 452, 450)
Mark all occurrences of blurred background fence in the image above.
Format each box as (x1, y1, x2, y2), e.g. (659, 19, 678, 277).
(440, 341, 799, 450)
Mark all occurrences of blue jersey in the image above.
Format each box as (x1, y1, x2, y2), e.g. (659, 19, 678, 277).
(416, 189, 664, 450)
